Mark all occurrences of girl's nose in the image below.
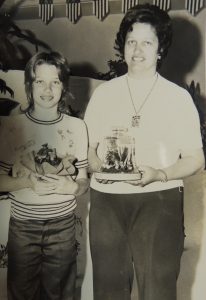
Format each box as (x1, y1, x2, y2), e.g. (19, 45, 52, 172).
(43, 82, 52, 92)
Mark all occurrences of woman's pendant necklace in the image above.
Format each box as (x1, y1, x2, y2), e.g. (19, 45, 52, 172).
(132, 115, 141, 127)
(126, 74, 158, 127)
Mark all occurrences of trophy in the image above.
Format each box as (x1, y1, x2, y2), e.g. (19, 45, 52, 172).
(94, 127, 141, 181)
(13, 143, 78, 178)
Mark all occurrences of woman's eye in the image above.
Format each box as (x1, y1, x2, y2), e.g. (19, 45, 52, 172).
(52, 80, 60, 85)
(144, 41, 152, 45)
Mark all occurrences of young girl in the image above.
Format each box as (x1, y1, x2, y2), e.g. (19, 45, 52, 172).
(0, 51, 89, 300)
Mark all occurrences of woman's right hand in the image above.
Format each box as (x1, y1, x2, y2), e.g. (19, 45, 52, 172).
(88, 145, 102, 173)
(89, 156, 102, 173)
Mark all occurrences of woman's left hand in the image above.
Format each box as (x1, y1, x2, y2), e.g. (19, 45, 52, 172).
(126, 166, 161, 187)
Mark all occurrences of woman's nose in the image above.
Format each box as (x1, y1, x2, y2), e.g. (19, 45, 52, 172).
(133, 43, 142, 54)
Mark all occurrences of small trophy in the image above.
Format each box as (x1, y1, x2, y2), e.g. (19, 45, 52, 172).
(14, 144, 78, 177)
(95, 127, 141, 181)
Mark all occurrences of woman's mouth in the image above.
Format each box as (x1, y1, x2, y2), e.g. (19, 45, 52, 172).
(132, 56, 144, 62)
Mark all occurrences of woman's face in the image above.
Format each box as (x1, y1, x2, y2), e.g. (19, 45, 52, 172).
(32, 63, 63, 110)
(124, 22, 159, 78)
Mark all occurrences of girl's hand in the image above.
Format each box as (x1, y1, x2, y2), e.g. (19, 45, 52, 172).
(37, 174, 78, 195)
(29, 173, 57, 195)
(12, 161, 31, 178)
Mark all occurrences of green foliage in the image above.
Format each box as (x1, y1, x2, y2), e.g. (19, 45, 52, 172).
(97, 59, 127, 80)
(0, 243, 8, 268)
(186, 80, 206, 163)
(0, 0, 51, 71)
(0, 78, 14, 97)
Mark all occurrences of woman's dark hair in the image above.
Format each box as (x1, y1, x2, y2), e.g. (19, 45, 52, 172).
(115, 3, 173, 68)
(24, 51, 71, 113)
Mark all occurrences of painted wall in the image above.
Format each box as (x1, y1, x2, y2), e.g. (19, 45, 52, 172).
(15, 9, 206, 96)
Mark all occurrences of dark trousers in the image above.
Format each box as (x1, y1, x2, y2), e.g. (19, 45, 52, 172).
(89, 188, 185, 300)
(7, 214, 77, 300)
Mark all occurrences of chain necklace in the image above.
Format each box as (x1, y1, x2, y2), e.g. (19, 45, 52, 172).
(126, 73, 158, 127)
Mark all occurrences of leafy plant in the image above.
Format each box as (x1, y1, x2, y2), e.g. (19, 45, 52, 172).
(0, 78, 19, 115)
(186, 80, 206, 163)
(0, 78, 14, 97)
(97, 58, 127, 80)
(0, 0, 51, 71)
(0, 243, 8, 268)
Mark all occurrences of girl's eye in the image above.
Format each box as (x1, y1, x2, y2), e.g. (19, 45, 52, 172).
(127, 40, 136, 46)
(35, 80, 44, 85)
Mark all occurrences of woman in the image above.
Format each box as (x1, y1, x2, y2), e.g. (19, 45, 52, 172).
(84, 4, 205, 300)
(0, 51, 89, 300)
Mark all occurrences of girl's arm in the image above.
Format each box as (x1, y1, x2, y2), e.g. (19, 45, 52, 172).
(0, 174, 32, 192)
(34, 167, 89, 196)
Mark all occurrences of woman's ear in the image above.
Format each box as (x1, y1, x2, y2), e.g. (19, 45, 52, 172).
(157, 48, 163, 60)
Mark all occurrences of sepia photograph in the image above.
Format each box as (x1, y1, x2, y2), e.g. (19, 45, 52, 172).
(0, 0, 205, 299)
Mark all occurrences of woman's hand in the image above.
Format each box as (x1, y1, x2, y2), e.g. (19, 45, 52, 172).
(96, 179, 115, 184)
(89, 155, 102, 173)
(125, 166, 163, 187)
(95, 167, 161, 186)
(88, 145, 102, 173)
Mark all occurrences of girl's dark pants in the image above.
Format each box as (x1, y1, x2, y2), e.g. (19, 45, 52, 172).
(89, 188, 184, 300)
(7, 214, 77, 300)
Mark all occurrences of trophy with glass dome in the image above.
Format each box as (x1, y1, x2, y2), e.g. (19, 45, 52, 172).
(94, 127, 141, 181)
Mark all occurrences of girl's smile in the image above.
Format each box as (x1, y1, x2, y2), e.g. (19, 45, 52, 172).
(32, 64, 63, 110)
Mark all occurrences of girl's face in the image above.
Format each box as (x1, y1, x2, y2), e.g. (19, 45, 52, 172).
(32, 63, 63, 110)
(124, 22, 159, 78)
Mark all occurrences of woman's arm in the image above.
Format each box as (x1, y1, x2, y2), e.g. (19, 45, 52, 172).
(87, 143, 205, 187)
(130, 148, 205, 187)
(88, 143, 102, 172)
(162, 148, 205, 180)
